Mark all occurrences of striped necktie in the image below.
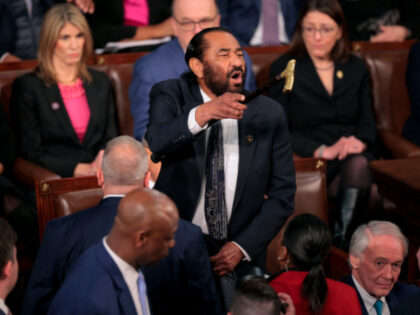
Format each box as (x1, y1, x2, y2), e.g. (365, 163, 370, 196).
(262, 0, 280, 45)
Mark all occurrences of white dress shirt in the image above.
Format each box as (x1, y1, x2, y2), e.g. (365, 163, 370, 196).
(0, 298, 10, 315)
(103, 237, 150, 315)
(250, 0, 289, 45)
(352, 275, 390, 315)
(188, 89, 250, 260)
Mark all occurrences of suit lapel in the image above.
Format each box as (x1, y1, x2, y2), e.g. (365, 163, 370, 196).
(187, 80, 207, 181)
(232, 104, 258, 211)
(303, 56, 334, 99)
(96, 243, 137, 315)
(82, 78, 98, 146)
(346, 276, 369, 315)
(45, 83, 81, 145)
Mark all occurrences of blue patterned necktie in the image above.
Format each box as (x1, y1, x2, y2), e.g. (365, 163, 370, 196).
(204, 121, 228, 241)
(373, 299, 383, 315)
(262, 0, 280, 45)
(137, 271, 149, 315)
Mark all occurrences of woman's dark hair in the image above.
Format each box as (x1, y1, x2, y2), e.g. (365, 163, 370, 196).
(287, 0, 350, 62)
(282, 214, 332, 313)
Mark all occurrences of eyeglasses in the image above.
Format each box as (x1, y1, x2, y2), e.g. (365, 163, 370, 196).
(173, 14, 219, 31)
(302, 26, 336, 37)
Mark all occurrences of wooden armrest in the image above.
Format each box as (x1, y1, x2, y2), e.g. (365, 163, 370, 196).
(379, 130, 420, 158)
(13, 157, 61, 188)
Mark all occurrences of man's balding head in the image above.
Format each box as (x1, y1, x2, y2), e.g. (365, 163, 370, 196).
(171, 0, 220, 51)
(109, 188, 179, 268)
(101, 136, 148, 187)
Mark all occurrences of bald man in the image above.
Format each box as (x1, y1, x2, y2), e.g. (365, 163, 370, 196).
(129, 0, 256, 140)
(48, 189, 179, 314)
(23, 136, 220, 315)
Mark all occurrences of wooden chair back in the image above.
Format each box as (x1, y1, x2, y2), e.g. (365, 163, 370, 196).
(36, 176, 101, 238)
(266, 158, 350, 279)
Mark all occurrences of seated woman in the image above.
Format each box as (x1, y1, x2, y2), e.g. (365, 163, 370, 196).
(11, 3, 118, 178)
(268, 0, 380, 249)
(403, 41, 420, 147)
(269, 214, 361, 314)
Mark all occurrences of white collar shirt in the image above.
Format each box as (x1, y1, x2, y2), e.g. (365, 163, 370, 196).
(352, 275, 390, 315)
(0, 298, 10, 315)
(187, 89, 250, 260)
(103, 237, 150, 315)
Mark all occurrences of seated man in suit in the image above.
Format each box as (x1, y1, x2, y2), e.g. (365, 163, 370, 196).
(0, 219, 18, 315)
(48, 188, 179, 314)
(129, 0, 256, 141)
(23, 135, 220, 315)
(342, 220, 420, 315)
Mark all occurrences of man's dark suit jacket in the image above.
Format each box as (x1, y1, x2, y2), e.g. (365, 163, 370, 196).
(0, 0, 67, 59)
(0, 0, 15, 57)
(22, 197, 220, 315)
(87, 0, 173, 48)
(404, 41, 420, 147)
(341, 275, 420, 315)
(217, 0, 307, 45)
(11, 69, 118, 177)
(47, 242, 140, 314)
(145, 74, 296, 269)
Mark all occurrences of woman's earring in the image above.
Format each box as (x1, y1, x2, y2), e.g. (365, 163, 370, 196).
(285, 259, 289, 272)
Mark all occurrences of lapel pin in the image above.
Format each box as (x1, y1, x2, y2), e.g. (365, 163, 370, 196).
(51, 102, 60, 110)
(336, 70, 343, 79)
(246, 135, 254, 143)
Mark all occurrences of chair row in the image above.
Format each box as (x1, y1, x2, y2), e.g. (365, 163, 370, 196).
(35, 157, 351, 280)
(1, 41, 419, 188)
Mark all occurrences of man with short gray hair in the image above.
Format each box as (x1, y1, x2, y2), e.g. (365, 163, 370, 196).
(341, 220, 420, 315)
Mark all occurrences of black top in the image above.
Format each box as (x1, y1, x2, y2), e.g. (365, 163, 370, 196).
(11, 69, 118, 177)
(269, 54, 377, 158)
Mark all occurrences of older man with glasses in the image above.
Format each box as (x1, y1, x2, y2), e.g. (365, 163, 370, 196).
(129, 0, 256, 141)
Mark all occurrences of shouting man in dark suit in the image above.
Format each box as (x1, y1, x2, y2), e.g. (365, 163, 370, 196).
(342, 220, 420, 315)
(145, 27, 295, 308)
(23, 135, 220, 315)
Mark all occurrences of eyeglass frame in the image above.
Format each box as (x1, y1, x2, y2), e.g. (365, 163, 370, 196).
(301, 25, 338, 37)
(173, 13, 219, 31)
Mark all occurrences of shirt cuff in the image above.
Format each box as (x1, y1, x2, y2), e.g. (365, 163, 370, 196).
(231, 241, 251, 261)
(188, 106, 208, 135)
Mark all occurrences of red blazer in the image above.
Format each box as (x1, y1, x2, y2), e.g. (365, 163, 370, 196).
(270, 271, 362, 315)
